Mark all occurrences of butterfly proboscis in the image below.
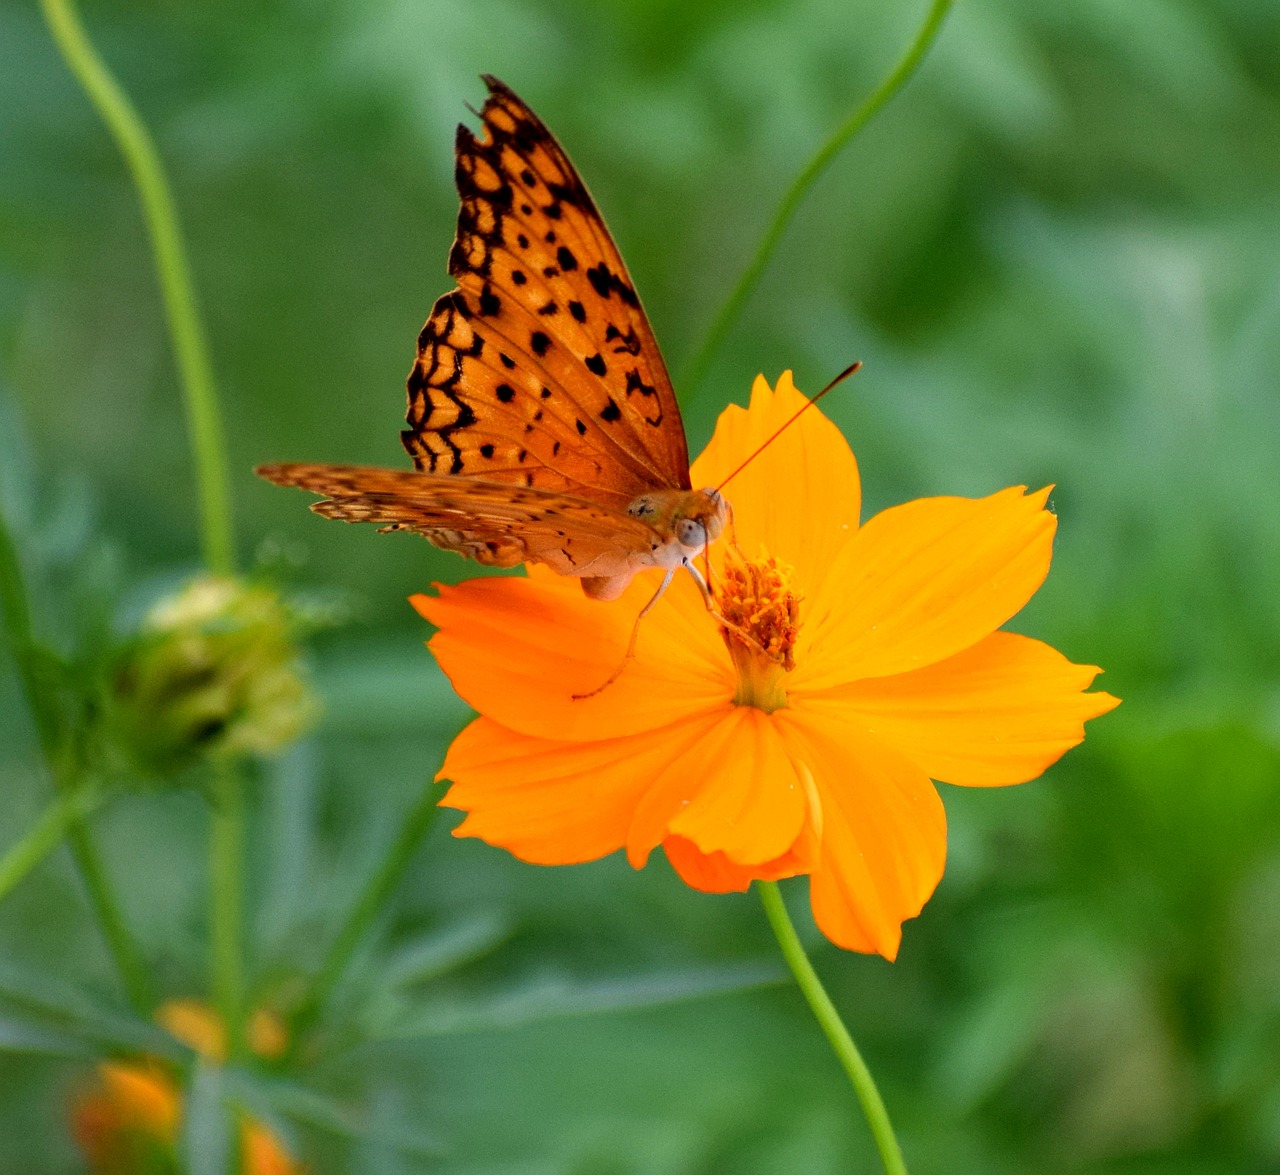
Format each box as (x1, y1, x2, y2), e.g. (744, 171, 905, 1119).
(571, 362, 862, 699)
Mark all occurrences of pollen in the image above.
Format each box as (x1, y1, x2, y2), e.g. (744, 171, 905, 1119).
(717, 548, 801, 712)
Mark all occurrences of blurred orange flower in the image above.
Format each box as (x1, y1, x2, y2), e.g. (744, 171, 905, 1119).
(414, 373, 1119, 958)
(72, 1000, 300, 1175)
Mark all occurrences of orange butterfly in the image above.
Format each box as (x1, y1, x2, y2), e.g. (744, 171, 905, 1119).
(258, 76, 727, 604)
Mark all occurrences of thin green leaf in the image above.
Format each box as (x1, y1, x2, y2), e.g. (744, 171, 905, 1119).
(226, 1070, 444, 1159)
(0, 1012, 100, 1058)
(0, 961, 174, 1058)
(380, 912, 512, 989)
(181, 1060, 233, 1175)
(370, 961, 787, 1040)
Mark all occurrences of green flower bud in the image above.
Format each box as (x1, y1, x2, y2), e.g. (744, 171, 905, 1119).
(107, 576, 316, 778)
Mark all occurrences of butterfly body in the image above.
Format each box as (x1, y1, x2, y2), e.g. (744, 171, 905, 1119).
(257, 76, 722, 601)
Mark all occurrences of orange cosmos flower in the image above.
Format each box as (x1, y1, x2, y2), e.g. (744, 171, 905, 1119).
(72, 1000, 301, 1175)
(412, 372, 1119, 959)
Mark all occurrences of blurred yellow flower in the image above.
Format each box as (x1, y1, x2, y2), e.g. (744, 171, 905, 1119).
(71, 999, 300, 1175)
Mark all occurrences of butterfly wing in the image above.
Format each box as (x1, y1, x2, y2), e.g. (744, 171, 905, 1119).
(402, 76, 690, 514)
(257, 462, 667, 580)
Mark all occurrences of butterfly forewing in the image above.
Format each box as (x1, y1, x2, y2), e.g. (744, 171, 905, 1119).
(402, 76, 690, 512)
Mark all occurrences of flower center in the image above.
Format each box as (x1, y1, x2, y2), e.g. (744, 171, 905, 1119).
(716, 548, 801, 712)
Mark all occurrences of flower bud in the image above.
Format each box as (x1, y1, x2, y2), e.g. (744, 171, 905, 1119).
(106, 576, 316, 778)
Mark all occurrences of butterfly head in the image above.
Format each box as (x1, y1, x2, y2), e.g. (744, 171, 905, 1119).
(627, 487, 728, 560)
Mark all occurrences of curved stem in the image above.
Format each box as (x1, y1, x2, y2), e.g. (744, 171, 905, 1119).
(681, 0, 954, 398)
(38, 0, 236, 575)
(758, 881, 908, 1175)
(39, 0, 248, 1071)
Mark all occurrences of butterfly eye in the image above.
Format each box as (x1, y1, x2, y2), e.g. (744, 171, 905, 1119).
(676, 518, 706, 549)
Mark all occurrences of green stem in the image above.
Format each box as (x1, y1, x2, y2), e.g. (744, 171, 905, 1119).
(681, 0, 954, 398)
(291, 781, 447, 1044)
(0, 786, 104, 904)
(38, 0, 236, 575)
(65, 817, 154, 1014)
(210, 763, 246, 1057)
(39, 0, 248, 1083)
(758, 881, 908, 1175)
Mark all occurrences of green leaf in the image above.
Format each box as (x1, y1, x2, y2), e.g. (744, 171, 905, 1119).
(226, 1070, 444, 1159)
(0, 961, 173, 1057)
(370, 961, 787, 1040)
(181, 1060, 234, 1175)
(380, 911, 512, 989)
(0, 1012, 99, 1058)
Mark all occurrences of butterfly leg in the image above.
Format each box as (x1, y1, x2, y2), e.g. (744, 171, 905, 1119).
(571, 566, 679, 701)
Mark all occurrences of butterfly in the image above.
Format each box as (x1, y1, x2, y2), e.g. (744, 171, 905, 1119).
(257, 76, 727, 604)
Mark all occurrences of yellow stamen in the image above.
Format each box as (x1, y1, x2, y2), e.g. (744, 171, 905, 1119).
(717, 548, 801, 712)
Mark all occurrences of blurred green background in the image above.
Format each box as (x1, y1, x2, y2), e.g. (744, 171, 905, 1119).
(2, 0, 1279, 1171)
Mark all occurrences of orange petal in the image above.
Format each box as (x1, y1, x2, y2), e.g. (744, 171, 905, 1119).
(690, 371, 861, 596)
(662, 835, 806, 892)
(157, 999, 226, 1061)
(626, 707, 810, 869)
(413, 568, 730, 742)
(794, 486, 1056, 690)
(241, 1119, 303, 1175)
(805, 631, 1121, 786)
(439, 713, 724, 865)
(776, 709, 947, 959)
(96, 1060, 181, 1142)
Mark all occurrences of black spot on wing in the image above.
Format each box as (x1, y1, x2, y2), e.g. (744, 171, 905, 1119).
(584, 262, 639, 307)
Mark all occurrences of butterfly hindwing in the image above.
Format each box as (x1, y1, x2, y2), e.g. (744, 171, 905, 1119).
(402, 76, 690, 513)
(256, 463, 666, 579)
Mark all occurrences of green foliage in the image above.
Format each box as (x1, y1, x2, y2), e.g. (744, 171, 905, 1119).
(2, 0, 1278, 1172)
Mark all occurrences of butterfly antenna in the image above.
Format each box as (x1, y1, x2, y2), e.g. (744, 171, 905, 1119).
(714, 362, 862, 493)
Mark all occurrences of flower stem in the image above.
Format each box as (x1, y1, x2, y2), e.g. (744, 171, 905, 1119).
(37, 0, 236, 576)
(210, 763, 246, 1057)
(290, 780, 447, 1045)
(0, 785, 103, 904)
(65, 817, 154, 1014)
(680, 0, 954, 399)
(757, 881, 908, 1175)
(39, 0, 248, 1072)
